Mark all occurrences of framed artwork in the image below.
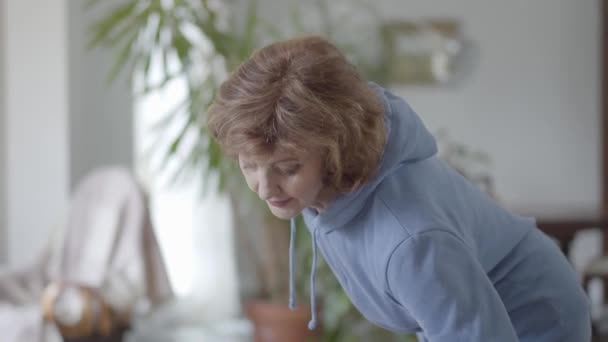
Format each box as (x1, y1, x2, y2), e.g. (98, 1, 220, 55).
(382, 19, 468, 85)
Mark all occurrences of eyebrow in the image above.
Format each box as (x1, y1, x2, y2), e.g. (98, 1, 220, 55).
(273, 158, 299, 165)
(239, 157, 300, 166)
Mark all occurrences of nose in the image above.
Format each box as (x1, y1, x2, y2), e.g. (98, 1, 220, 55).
(257, 172, 279, 201)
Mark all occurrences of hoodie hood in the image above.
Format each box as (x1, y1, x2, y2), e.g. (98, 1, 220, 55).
(303, 83, 438, 231)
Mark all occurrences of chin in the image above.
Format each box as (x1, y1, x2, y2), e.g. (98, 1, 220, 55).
(268, 206, 300, 220)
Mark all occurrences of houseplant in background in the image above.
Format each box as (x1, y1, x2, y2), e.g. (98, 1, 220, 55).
(87, 0, 413, 340)
(435, 128, 496, 199)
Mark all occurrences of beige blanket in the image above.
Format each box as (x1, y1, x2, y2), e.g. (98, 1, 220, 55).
(0, 166, 173, 341)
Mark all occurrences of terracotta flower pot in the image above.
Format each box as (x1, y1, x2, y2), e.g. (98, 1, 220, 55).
(245, 300, 321, 342)
(62, 327, 128, 342)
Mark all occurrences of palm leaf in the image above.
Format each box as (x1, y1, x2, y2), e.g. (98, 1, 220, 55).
(106, 28, 140, 83)
(87, 1, 139, 49)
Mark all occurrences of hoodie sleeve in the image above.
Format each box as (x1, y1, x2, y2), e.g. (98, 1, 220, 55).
(386, 229, 518, 342)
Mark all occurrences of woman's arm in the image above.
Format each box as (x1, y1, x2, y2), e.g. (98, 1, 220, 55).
(386, 229, 518, 342)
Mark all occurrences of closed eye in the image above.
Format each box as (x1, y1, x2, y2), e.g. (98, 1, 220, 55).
(241, 163, 256, 171)
(279, 165, 301, 176)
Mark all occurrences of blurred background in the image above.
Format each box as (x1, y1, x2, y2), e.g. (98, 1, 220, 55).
(0, 0, 604, 341)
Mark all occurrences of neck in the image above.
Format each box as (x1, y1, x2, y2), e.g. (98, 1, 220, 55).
(310, 187, 338, 214)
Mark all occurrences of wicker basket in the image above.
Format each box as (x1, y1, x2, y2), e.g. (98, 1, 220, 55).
(62, 326, 129, 342)
(41, 282, 131, 342)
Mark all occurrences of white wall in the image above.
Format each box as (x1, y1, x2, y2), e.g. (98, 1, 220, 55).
(1, 1, 135, 267)
(378, 0, 601, 218)
(5, 0, 70, 267)
(0, 0, 7, 264)
(67, 1, 133, 189)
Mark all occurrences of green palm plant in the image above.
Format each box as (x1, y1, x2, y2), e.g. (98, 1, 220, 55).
(86, 0, 257, 189)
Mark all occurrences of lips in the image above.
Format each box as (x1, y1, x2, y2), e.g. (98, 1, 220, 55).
(268, 198, 292, 208)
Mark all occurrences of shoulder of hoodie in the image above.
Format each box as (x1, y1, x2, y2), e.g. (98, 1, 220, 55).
(359, 176, 467, 290)
(337, 167, 447, 272)
(372, 161, 446, 239)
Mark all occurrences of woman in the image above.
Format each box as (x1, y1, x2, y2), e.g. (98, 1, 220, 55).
(207, 35, 591, 341)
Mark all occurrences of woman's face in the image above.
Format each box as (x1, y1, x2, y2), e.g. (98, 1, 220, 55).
(238, 148, 326, 219)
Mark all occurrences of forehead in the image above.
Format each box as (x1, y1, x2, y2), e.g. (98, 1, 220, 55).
(238, 147, 315, 164)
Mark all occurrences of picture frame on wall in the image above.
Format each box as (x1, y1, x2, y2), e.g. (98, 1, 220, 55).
(382, 19, 473, 85)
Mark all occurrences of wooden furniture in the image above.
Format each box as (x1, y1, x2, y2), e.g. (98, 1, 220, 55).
(536, 216, 608, 339)
(537, 217, 608, 257)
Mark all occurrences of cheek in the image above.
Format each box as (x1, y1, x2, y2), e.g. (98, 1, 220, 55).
(241, 170, 257, 192)
(289, 175, 323, 202)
